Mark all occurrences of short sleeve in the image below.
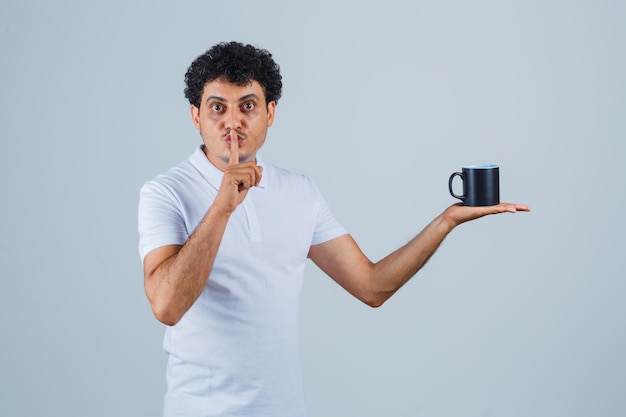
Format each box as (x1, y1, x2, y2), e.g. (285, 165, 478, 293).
(310, 180, 348, 245)
(137, 180, 189, 262)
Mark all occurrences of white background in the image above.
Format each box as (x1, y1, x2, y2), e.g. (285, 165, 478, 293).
(1, 1, 624, 416)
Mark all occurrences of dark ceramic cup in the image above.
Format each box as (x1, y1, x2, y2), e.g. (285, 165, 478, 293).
(448, 165, 500, 206)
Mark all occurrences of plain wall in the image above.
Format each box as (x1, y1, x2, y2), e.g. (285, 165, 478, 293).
(1, 1, 624, 416)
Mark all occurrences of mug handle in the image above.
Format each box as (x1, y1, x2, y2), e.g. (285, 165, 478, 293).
(448, 172, 464, 200)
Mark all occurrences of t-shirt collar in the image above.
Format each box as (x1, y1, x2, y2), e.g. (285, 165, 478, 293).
(190, 145, 268, 189)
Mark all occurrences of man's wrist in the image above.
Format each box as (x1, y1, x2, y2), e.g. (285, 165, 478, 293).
(437, 208, 459, 234)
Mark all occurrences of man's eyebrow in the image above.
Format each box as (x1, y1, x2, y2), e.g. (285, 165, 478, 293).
(204, 93, 260, 104)
(205, 95, 225, 103)
(239, 94, 260, 102)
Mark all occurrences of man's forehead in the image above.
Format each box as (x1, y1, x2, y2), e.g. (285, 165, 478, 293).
(202, 78, 265, 101)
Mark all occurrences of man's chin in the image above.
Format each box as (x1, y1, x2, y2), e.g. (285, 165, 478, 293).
(218, 153, 253, 164)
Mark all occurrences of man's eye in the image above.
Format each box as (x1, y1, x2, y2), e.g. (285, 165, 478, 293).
(211, 103, 224, 112)
(242, 102, 255, 111)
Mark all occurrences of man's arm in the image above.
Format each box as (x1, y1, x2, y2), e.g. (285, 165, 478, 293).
(142, 207, 230, 326)
(308, 202, 530, 307)
(143, 133, 261, 325)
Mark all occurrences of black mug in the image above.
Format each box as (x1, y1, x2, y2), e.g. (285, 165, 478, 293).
(448, 165, 500, 206)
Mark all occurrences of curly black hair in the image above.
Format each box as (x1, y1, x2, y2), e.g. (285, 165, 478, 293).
(184, 41, 283, 108)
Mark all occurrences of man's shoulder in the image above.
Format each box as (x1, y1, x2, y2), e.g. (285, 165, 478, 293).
(140, 151, 200, 196)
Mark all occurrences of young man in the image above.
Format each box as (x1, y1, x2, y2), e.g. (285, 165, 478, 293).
(138, 41, 529, 416)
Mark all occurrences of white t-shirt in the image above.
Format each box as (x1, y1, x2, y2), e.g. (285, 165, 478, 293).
(138, 146, 347, 417)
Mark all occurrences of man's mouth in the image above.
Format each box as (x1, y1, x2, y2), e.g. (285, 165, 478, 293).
(225, 132, 245, 146)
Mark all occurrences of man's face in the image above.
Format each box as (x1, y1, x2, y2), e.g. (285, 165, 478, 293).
(191, 77, 275, 171)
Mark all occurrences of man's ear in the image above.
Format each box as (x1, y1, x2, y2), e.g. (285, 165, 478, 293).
(266, 101, 276, 127)
(190, 105, 201, 130)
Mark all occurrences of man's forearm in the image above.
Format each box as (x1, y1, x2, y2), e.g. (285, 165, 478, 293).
(367, 213, 455, 304)
(362, 203, 529, 306)
(144, 205, 231, 325)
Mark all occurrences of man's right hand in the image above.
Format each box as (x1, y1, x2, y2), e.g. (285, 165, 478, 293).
(215, 130, 263, 214)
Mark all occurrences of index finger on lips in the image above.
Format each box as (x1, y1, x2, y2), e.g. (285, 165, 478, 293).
(228, 130, 239, 166)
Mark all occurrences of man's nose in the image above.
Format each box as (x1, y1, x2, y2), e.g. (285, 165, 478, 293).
(224, 107, 243, 131)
